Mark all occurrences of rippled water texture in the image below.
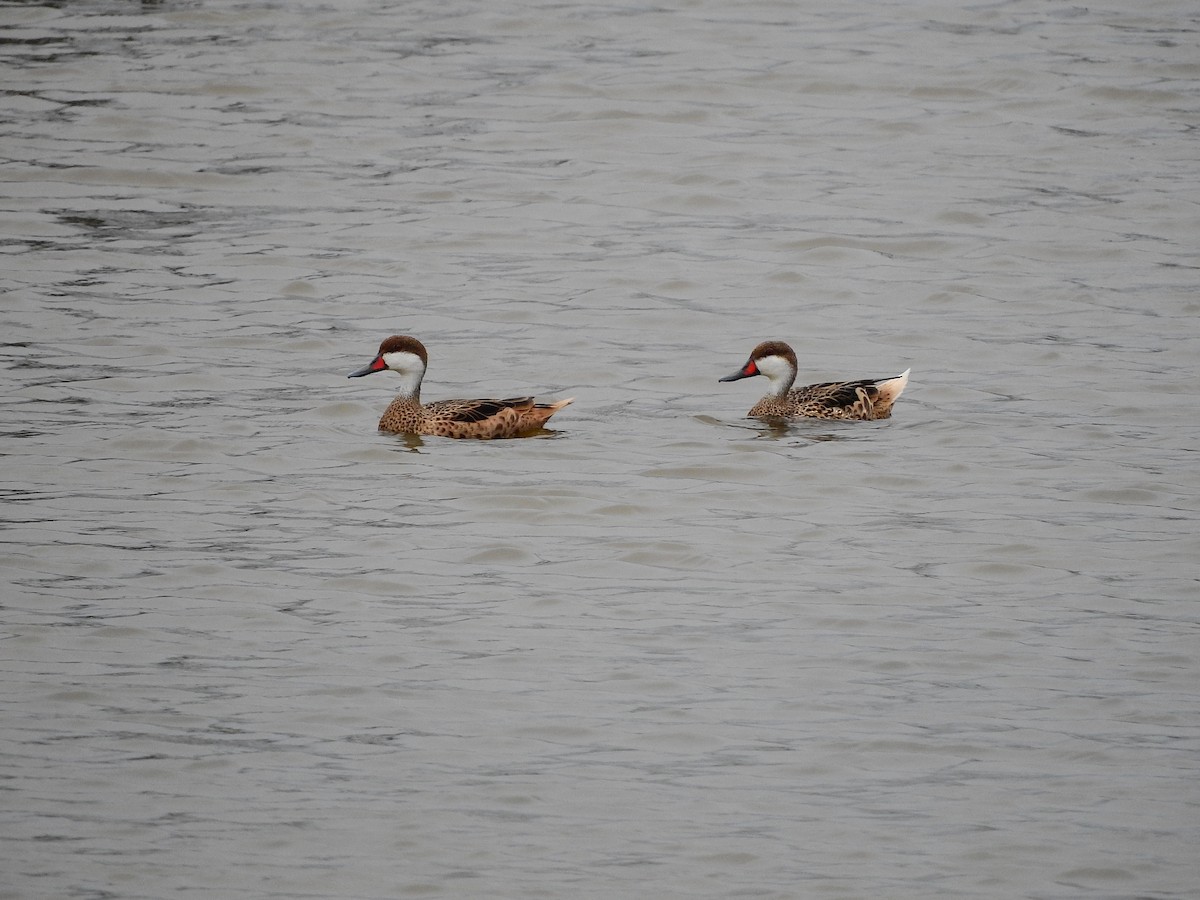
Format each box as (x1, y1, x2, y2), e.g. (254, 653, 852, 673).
(2, 1, 1198, 897)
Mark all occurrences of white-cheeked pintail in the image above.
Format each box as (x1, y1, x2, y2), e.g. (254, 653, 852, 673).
(349, 335, 573, 438)
(720, 340, 909, 421)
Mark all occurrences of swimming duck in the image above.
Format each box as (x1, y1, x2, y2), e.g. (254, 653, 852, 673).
(720, 340, 909, 420)
(349, 335, 573, 438)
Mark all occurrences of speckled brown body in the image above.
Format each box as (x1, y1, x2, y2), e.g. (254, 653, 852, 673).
(377, 395, 573, 439)
(747, 380, 900, 420)
(721, 340, 909, 421)
(349, 335, 573, 439)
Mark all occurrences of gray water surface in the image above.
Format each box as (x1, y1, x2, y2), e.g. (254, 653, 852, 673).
(2, 1, 1198, 898)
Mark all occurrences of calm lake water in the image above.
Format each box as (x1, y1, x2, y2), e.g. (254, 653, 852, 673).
(2, 1, 1198, 898)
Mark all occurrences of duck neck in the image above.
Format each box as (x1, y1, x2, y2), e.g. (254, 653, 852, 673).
(762, 367, 796, 399)
(391, 370, 423, 404)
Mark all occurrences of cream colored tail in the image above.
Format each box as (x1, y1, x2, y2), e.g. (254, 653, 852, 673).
(518, 396, 574, 433)
(874, 369, 909, 415)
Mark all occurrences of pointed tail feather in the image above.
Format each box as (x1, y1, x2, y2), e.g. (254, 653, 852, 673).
(518, 397, 574, 432)
(873, 369, 909, 416)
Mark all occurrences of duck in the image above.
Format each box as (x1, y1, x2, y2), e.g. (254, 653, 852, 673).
(348, 335, 573, 438)
(720, 340, 909, 420)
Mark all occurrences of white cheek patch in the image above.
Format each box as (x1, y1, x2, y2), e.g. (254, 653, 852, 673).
(755, 355, 792, 383)
(381, 351, 424, 374)
(379, 350, 427, 395)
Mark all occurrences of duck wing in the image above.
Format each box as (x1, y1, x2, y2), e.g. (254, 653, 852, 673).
(428, 397, 535, 423)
